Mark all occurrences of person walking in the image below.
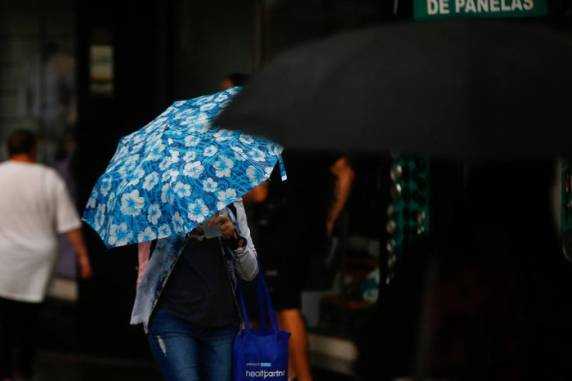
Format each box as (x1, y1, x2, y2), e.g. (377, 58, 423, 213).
(0, 129, 92, 381)
(243, 153, 354, 381)
(131, 201, 258, 381)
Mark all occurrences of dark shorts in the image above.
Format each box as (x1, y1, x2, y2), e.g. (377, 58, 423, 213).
(239, 258, 303, 319)
(265, 267, 302, 311)
(0, 297, 41, 378)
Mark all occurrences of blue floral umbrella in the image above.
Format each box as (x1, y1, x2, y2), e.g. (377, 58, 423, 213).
(83, 87, 286, 248)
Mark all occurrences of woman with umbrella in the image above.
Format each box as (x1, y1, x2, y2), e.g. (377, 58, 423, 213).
(134, 200, 258, 381)
(83, 88, 286, 381)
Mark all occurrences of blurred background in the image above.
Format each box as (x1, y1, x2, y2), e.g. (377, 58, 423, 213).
(1, 0, 572, 380)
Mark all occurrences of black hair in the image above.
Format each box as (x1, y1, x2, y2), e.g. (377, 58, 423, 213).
(224, 72, 250, 87)
(7, 129, 37, 156)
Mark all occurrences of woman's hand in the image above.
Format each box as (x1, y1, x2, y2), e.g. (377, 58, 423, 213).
(207, 215, 237, 240)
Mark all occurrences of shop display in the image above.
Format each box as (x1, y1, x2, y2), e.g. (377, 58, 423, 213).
(386, 155, 430, 283)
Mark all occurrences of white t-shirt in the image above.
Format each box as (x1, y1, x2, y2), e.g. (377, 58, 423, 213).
(0, 161, 81, 302)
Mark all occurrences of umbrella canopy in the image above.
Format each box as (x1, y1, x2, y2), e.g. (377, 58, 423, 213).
(83, 88, 285, 248)
(216, 20, 572, 157)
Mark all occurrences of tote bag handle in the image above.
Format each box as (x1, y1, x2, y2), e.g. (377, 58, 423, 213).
(237, 265, 279, 332)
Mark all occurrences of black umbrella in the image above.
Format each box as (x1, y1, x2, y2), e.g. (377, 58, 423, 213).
(219, 19, 572, 380)
(216, 20, 572, 157)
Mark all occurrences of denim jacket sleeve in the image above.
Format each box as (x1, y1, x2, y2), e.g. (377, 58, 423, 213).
(230, 199, 259, 281)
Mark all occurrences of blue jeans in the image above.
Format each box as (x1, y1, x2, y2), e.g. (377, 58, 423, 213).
(147, 309, 238, 381)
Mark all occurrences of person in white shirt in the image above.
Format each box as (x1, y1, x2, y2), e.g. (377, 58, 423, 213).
(0, 129, 92, 381)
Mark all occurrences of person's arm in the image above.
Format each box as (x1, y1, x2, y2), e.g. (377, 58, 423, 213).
(210, 200, 258, 280)
(136, 242, 152, 287)
(64, 228, 92, 279)
(326, 156, 355, 237)
(243, 183, 269, 205)
(51, 170, 92, 279)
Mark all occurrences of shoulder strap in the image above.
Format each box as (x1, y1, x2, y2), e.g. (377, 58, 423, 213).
(226, 202, 239, 230)
(236, 264, 279, 332)
(228, 202, 238, 219)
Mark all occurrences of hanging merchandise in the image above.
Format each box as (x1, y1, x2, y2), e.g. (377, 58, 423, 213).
(386, 155, 430, 283)
(358, 267, 381, 303)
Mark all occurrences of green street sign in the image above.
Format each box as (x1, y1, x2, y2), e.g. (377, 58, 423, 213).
(414, 0, 547, 20)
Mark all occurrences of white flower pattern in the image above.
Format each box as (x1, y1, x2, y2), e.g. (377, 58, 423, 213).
(161, 169, 179, 183)
(187, 199, 209, 223)
(214, 129, 233, 142)
(183, 162, 204, 178)
(109, 223, 133, 246)
(203, 145, 218, 157)
(231, 146, 248, 161)
(246, 166, 261, 185)
(87, 192, 98, 209)
(239, 135, 254, 145)
(213, 156, 234, 178)
(120, 190, 145, 216)
(249, 148, 266, 162)
(143, 172, 160, 191)
(161, 183, 174, 204)
(158, 156, 171, 171)
(147, 141, 165, 161)
(184, 135, 200, 147)
(95, 204, 106, 230)
(147, 204, 162, 225)
(216, 189, 238, 210)
(99, 177, 112, 196)
(183, 151, 196, 162)
(174, 182, 192, 198)
(129, 167, 146, 186)
(138, 227, 157, 242)
(202, 178, 218, 193)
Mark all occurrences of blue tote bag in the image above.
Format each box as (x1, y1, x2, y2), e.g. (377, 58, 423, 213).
(233, 271, 290, 381)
